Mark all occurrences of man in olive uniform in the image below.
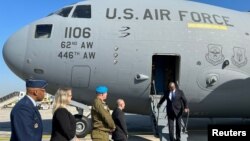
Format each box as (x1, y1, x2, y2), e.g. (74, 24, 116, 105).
(91, 86, 116, 141)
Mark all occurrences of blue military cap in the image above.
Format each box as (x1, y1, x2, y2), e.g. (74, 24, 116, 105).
(26, 79, 48, 88)
(96, 86, 108, 94)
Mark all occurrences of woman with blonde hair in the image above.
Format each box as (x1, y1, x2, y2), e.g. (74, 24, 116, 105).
(50, 88, 79, 141)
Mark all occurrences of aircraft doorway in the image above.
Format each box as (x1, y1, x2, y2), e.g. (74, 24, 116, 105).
(151, 55, 180, 95)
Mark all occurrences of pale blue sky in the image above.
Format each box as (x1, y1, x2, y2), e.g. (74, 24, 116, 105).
(0, 0, 80, 96)
(1, 0, 250, 97)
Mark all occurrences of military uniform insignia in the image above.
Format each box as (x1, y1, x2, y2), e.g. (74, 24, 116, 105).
(231, 47, 247, 68)
(34, 123, 38, 128)
(205, 44, 225, 66)
(103, 105, 108, 110)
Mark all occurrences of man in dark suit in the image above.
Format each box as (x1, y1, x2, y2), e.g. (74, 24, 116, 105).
(10, 79, 48, 141)
(112, 99, 128, 141)
(157, 82, 189, 141)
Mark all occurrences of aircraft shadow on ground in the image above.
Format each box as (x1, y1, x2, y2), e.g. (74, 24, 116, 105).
(42, 119, 52, 134)
(125, 114, 153, 133)
(0, 121, 11, 132)
(128, 135, 152, 141)
(0, 119, 52, 133)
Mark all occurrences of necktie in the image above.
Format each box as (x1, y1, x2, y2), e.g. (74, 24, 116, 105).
(172, 91, 175, 101)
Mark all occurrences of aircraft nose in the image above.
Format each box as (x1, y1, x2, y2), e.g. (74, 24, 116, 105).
(2, 26, 29, 77)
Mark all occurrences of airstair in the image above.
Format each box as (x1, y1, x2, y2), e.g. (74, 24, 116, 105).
(150, 81, 188, 141)
(0, 92, 22, 108)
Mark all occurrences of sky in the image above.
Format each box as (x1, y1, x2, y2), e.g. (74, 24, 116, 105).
(0, 0, 250, 97)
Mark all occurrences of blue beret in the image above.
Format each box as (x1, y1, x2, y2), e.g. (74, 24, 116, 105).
(96, 86, 108, 94)
(26, 79, 48, 88)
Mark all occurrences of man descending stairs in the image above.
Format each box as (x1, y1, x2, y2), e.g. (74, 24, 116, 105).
(150, 95, 189, 141)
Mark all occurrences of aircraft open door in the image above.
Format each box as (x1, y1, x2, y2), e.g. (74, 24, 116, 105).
(151, 54, 180, 95)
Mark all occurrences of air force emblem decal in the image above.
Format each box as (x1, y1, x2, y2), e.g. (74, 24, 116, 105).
(206, 44, 225, 66)
(231, 47, 247, 68)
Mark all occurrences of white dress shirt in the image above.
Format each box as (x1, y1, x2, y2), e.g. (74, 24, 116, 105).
(27, 95, 37, 107)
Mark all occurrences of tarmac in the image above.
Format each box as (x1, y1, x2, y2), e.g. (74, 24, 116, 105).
(0, 106, 159, 141)
(3, 106, 249, 141)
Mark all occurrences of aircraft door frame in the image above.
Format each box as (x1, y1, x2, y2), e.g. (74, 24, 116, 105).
(151, 54, 180, 95)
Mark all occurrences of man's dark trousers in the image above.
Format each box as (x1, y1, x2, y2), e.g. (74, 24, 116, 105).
(168, 110, 182, 141)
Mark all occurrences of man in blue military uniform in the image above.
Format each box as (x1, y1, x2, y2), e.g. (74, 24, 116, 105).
(10, 79, 48, 141)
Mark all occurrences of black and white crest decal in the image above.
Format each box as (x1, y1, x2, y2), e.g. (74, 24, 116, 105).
(205, 44, 225, 66)
(231, 47, 247, 68)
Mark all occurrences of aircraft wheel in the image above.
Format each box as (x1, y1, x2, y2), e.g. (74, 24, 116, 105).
(75, 115, 91, 138)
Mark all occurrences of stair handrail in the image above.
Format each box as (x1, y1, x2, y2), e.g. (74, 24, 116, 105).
(150, 80, 158, 113)
(182, 111, 190, 133)
(152, 80, 157, 95)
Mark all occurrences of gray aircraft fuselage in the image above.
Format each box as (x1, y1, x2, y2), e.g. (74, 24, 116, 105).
(3, 0, 250, 117)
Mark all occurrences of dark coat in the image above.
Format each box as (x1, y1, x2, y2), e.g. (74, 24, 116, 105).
(10, 96, 43, 141)
(158, 89, 188, 116)
(112, 108, 128, 141)
(50, 108, 76, 141)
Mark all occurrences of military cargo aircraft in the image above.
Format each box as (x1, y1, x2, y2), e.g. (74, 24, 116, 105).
(3, 0, 250, 137)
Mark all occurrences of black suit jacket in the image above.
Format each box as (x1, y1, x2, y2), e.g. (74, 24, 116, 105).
(50, 108, 76, 141)
(158, 89, 188, 116)
(10, 96, 43, 141)
(112, 108, 128, 140)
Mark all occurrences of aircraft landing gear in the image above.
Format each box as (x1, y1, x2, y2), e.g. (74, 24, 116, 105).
(75, 115, 91, 138)
(72, 104, 92, 138)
